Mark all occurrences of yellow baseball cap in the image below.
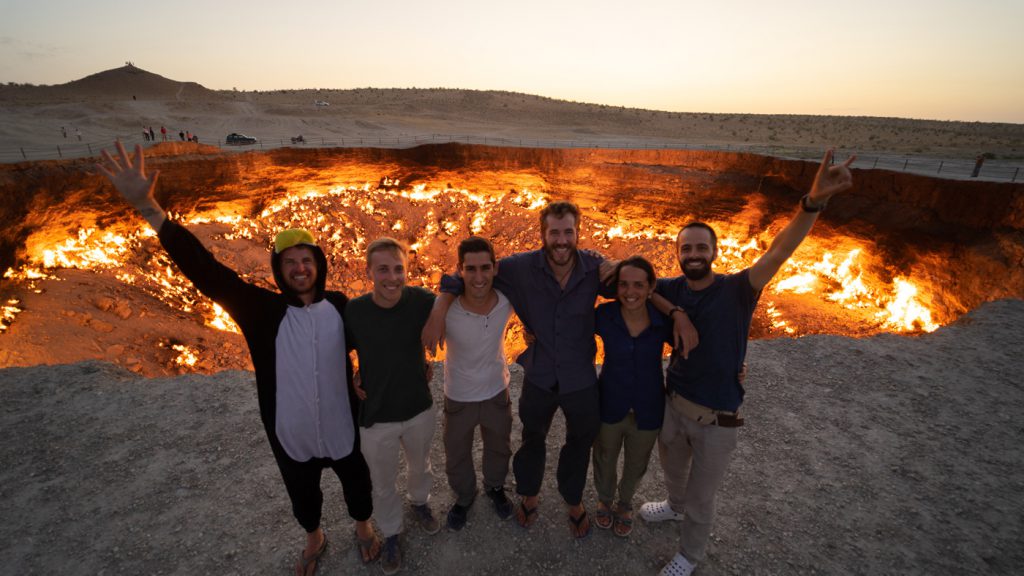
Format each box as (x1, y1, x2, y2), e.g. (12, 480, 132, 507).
(273, 228, 317, 254)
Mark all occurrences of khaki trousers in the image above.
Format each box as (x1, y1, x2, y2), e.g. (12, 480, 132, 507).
(591, 412, 659, 509)
(443, 388, 513, 507)
(360, 406, 436, 537)
(658, 394, 738, 563)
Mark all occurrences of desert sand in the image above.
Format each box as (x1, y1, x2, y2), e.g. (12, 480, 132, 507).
(2, 66, 1023, 177)
(1, 66, 1024, 575)
(1, 300, 1022, 575)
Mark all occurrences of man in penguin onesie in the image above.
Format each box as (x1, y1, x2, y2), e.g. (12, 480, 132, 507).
(97, 142, 379, 576)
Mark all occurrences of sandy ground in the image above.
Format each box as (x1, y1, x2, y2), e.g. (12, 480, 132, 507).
(1, 66, 1023, 173)
(1, 299, 1022, 575)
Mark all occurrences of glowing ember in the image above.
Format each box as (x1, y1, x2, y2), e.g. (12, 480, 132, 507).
(1, 298, 22, 333)
(170, 343, 198, 367)
(765, 301, 795, 334)
(208, 303, 240, 334)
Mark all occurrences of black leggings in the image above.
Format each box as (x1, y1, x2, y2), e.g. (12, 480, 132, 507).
(275, 448, 374, 533)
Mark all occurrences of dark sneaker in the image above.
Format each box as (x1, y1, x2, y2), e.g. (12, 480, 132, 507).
(447, 503, 470, 531)
(381, 535, 401, 575)
(411, 503, 441, 535)
(486, 487, 513, 520)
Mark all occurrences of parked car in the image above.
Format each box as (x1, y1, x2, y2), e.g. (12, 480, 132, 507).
(225, 133, 257, 145)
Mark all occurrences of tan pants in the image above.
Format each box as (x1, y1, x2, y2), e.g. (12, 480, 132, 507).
(658, 393, 738, 563)
(360, 406, 436, 537)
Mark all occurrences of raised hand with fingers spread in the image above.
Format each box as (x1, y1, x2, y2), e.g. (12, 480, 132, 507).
(95, 141, 165, 229)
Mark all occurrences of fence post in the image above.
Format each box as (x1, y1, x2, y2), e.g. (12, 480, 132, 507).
(872, 157, 878, 169)
(20, 147, 26, 160)
(903, 158, 909, 171)
(87, 144, 93, 156)
(937, 161, 944, 174)
(1014, 168, 1019, 182)
(341, 138, 345, 146)
(57, 145, 62, 158)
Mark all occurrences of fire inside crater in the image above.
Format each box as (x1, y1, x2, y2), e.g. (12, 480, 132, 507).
(1, 144, 1021, 375)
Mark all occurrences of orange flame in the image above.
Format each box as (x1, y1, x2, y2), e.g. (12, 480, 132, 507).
(1, 177, 943, 356)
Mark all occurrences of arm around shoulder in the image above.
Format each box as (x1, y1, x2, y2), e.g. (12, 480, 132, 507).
(422, 292, 454, 354)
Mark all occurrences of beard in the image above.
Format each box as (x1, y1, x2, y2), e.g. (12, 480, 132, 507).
(543, 241, 576, 267)
(681, 258, 711, 281)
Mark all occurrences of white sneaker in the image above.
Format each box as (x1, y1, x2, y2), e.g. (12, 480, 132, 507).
(639, 500, 684, 522)
(658, 553, 696, 576)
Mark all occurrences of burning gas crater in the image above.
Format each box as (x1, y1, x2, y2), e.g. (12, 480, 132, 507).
(1, 176, 939, 373)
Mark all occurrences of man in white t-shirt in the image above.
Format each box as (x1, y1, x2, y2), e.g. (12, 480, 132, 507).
(442, 236, 515, 531)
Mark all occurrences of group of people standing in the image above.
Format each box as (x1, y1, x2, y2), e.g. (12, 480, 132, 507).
(140, 126, 198, 143)
(96, 142, 854, 576)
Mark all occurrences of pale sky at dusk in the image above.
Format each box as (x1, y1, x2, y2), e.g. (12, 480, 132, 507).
(1, 0, 1021, 123)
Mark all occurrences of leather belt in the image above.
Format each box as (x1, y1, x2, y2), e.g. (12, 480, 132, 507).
(668, 391, 744, 428)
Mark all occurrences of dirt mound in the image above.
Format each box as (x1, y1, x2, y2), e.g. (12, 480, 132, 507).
(37, 65, 225, 102)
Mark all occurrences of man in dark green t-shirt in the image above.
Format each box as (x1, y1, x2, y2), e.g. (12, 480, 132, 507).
(345, 237, 437, 575)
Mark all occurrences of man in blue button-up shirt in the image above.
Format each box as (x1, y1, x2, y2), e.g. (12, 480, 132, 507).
(427, 201, 611, 538)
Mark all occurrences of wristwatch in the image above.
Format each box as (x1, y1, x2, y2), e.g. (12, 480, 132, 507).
(800, 194, 826, 213)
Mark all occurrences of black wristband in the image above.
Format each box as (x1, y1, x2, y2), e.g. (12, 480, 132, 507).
(800, 194, 826, 213)
(669, 306, 686, 318)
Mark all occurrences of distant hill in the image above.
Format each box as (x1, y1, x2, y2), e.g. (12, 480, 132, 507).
(1, 64, 226, 101)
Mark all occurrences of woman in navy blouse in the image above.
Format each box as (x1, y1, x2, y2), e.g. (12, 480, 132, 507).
(591, 256, 672, 537)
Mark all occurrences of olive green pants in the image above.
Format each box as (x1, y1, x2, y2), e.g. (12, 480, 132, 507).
(591, 412, 660, 509)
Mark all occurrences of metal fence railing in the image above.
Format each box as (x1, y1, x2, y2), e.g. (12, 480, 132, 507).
(1, 132, 1020, 183)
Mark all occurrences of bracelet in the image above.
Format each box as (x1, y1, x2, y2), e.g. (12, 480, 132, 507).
(800, 194, 826, 213)
(669, 306, 686, 318)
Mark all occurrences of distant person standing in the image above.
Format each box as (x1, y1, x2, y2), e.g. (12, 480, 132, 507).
(61, 126, 67, 139)
(179, 130, 185, 141)
(186, 130, 193, 142)
(142, 128, 150, 142)
(972, 155, 985, 178)
(160, 126, 167, 141)
(75, 127, 82, 141)
(148, 126, 155, 141)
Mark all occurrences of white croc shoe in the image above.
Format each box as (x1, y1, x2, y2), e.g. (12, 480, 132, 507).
(658, 553, 696, 576)
(639, 500, 684, 522)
